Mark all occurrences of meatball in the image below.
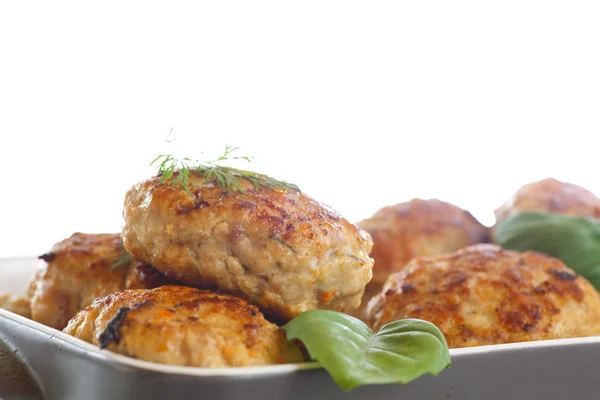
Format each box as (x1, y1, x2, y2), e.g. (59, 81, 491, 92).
(495, 178, 600, 225)
(28, 233, 172, 329)
(358, 198, 489, 288)
(358, 199, 489, 287)
(367, 244, 600, 348)
(63, 285, 303, 367)
(351, 199, 488, 321)
(123, 173, 373, 321)
(0, 294, 30, 318)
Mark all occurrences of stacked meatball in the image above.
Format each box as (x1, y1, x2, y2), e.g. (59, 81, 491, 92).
(121, 173, 373, 322)
(64, 285, 303, 367)
(28, 233, 172, 330)
(39, 171, 371, 367)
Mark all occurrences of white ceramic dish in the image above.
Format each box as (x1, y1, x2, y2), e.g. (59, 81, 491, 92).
(1, 257, 600, 400)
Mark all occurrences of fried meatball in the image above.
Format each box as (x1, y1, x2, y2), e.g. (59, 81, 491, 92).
(495, 178, 600, 225)
(367, 244, 600, 348)
(350, 199, 488, 321)
(0, 294, 30, 318)
(28, 233, 172, 330)
(63, 285, 303, 367)
(123, 173, 373, 321)
(358, 199, 489, 288)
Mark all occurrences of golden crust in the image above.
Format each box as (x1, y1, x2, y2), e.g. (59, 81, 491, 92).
(495, 178, 600, 224)
(123, 173, 373, 321)
(63, 285, 303, 367)
(367, 244, 600, 348)
(28, 233, 172, 329)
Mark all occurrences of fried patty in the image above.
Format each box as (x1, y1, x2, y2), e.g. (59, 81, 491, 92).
(28, 233, 171, 329)
(359, 198, 489, 287)
(122, 173, 374, 321)
(63, 285, 303, 367)
(495, 178, 600, 224)
(350, 199, 488, 320)
(367, 244, 600, 348)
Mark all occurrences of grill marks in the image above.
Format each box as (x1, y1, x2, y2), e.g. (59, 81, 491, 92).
(233, 200, 257, 210)
(176, 182, 342, 244)
(131, 300, 154, 310)
(401, 282, 416, 293)
(268, 235, 298, 253)
(38, 252, 55, 262)
(176, 199, 212, 215)
(549, 269, 578, 281)
(99, 307, 131, 349)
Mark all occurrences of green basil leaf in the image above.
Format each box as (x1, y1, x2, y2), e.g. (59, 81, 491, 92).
(495, 211, 600, 289)
(282, 310, 451, 391)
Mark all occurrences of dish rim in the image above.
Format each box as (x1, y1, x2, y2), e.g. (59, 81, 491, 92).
(3, 307, 600, 378)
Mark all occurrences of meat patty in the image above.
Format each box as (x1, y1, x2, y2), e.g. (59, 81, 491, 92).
(350, 199, 489, 321)
(0, 294, 30, 318)
(495, 178, 600, 225)
(28, 233, 172, 329)
(63, 285, 303, 367)
(359, 199, 489, 287)
(122, 173, 374, 321)
(367, 244, 600, 348)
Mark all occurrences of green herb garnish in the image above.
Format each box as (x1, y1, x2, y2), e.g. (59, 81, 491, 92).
(150, 130, 299, 195)
(495, 211, 600, 289)
(111, 252, 134, 271)
(283, 310, 451, 391)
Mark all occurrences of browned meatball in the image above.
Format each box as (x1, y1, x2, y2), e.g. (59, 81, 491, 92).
(123, 173, 374, 322)
(495, 178, 600, 224)
(63, 285, 303, 367)
(359, 199, 489, 287)
(350, 199, 489, 320)
(28, 233, 172, 329)
(0, 294, 30, 318)
(367, 244, 600, 348)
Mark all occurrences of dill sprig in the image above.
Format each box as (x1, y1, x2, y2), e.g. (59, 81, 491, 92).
(111, 252, 134, 271)
(150, 134, 300, 195)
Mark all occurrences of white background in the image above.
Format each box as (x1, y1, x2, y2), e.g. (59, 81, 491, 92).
(0, 1, 599, 257)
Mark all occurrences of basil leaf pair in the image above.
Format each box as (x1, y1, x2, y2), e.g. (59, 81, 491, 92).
(495, 211, 600, 289)
(282, 310, 450, 391)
